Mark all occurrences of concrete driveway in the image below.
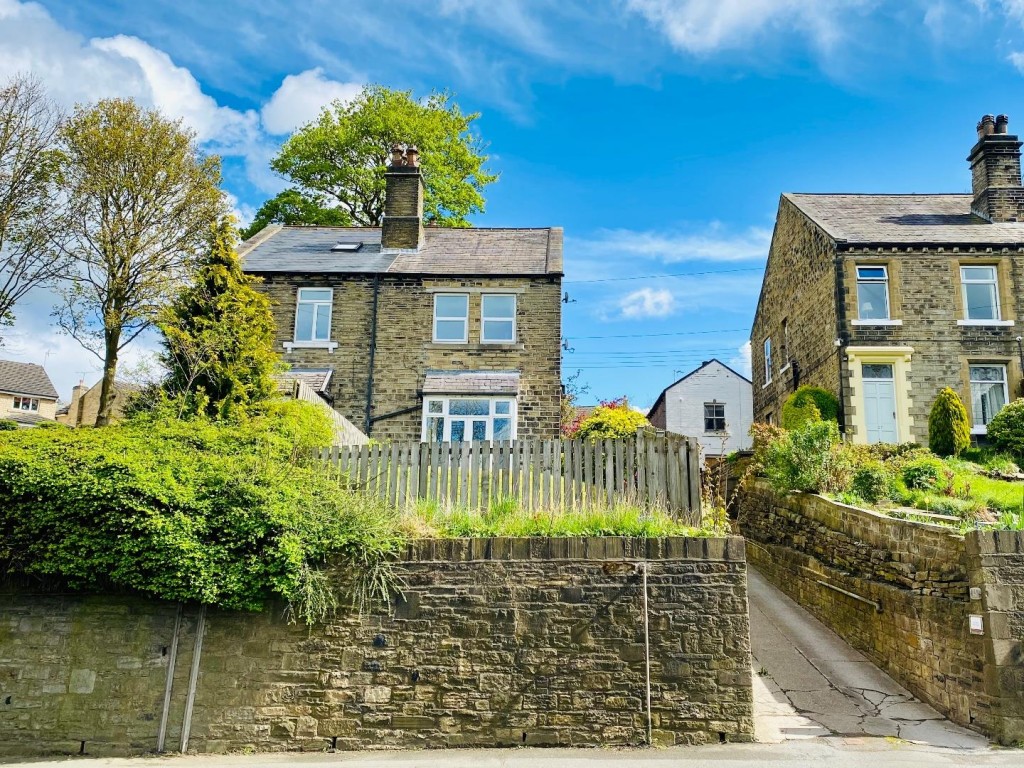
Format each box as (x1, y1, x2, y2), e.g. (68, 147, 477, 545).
(748, 567, 988, 749)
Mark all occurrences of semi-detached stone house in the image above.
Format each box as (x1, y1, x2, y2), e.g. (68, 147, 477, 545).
(240, 146, 563, 443)
(752, 114, 1024, 444)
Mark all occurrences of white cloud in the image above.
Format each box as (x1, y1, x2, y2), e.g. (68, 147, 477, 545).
(261, 68, 362, 135)
(728, 340, 752, 379)
(619, 288, 676, 319)
(0, 1, 366, 196)
(624, 0, 869, 54)
(571, 224, 770, 276)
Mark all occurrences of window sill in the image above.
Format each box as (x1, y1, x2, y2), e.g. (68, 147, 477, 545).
(852, 319, 903, 326)
(971, 426, 989, 436)
(762, 381, 773, 390)
(779, 364, 791, 374)
(957, 320, 1014, 327)
(426, 342, 525, 351)
(283, 341, 338, 352)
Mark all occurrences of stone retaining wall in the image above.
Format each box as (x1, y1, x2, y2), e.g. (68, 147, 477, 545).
(0, 536, 753, 757)
(740, 479, 1024, 744)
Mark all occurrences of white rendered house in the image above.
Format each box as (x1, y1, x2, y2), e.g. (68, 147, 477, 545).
(647, 359, 753, 457)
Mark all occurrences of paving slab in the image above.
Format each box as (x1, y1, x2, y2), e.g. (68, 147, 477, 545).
(748, 567, 989, 749)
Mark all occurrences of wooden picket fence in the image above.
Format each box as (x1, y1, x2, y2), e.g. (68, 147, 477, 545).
(317, 430, 702, 522)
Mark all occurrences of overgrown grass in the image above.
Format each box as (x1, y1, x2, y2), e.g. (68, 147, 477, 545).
(399, 496, 714, 539)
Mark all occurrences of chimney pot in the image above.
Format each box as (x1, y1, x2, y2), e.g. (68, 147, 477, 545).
(996, 114, 1009, 134)
(981, 114, 996, 136)
(390, 143, 404, 167)
(406, 145, 420, 167)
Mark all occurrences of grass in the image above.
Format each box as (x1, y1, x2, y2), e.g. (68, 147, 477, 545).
(399, 496, 715, 539)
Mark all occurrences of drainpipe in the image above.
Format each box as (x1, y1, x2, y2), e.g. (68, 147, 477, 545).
(635, 562, 653, 746)
(364, 275, 381, 436)
(1017, 336, 1024, 397)
(833, 253, 848, 434)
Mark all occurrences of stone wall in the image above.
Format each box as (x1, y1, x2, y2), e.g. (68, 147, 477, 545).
(740, 480, 1024, 744)
(259, 275, 562, 441)
(0, 536, 753, 757)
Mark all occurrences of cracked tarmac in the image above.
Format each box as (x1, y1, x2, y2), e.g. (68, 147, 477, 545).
(748, 567, 989, 749)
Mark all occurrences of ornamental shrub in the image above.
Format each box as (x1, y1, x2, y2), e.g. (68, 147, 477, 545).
(851, 460, 891, 503)
(760, 420, 851, 494)
(902, 456, 948, 491)
(0, 406, 401, 618)
(781, 399, 821, 430)
(781, 386, 840, 428)
(928, 387, 971, 457)
(0, 420, 18, 431)
(575, 397, 649, 441)
(987, 398, 1024, 461)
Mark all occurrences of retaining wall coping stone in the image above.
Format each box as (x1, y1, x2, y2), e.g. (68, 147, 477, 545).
(395, 536, 744, 563)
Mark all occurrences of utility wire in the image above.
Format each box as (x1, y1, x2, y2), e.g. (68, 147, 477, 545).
(565, 266, 764, 284)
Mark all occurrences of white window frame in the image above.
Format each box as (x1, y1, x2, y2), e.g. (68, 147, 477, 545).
(763, 338, 773, 386)
(704, 402, 726, 433)
(433, 293, 469, 344)
(969, 364, 1009, 433)
(421, 396, 517, 442)
(855, 265, 891, 321)
(960, 265, 1003, 323)
(480, 294, 517, 344)
(286, 287, 337, 351)
(12, 396, 38, 411)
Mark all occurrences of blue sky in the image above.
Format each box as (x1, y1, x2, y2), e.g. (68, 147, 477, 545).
(4, 0, 1024, 406)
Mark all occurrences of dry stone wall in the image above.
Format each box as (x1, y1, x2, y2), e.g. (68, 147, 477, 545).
(740, 479, 1024, 744)
(0, 536, 753, 757)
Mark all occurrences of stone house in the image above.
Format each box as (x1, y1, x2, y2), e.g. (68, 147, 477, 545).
(0, 359, 58, 427)
(647, 359, 753, 456)
(752, 114, 1024, 444)
(240, 146, 563, 442)
(56, 379, 138, 427)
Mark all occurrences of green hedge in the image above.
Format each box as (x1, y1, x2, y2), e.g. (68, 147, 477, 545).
(0, 404, 401, 617)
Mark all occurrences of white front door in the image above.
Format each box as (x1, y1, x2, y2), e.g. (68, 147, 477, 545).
(862, 363, 898, 443)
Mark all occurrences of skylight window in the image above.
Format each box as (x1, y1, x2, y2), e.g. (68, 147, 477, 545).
(330, 241, 362, 252)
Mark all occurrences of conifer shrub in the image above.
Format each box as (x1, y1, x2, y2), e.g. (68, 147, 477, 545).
(928, 387, 970, 457)
(781, 386, 840, 428)
(987, 398, 1024, 461)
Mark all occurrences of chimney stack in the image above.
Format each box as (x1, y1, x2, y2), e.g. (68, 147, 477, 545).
(381, 143, 424, 251)
(968, 113, 1024, 222)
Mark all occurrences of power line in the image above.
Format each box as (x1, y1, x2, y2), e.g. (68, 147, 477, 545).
(564, 266, 765, 284)
(570, 327, 749, 340)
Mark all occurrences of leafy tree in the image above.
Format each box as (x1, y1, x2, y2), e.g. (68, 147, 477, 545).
(0, 75, 64, 337)
(50, 98, 225, 426)
(266, 86, 497, 229)
(928, 387, 970, 457)
(575, 397, 649, 441)
(239, 187, 352, 240)
(158, 217, 280, 419)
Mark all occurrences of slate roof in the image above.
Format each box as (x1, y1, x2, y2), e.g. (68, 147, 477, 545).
(422, 370, 521, 395)
(4, 411, 53, 426)
(276, 368, 333, 393)
(785, 193, 1024, 247)
(0, 359, 58, 399)
(239, 225, 563, 276)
